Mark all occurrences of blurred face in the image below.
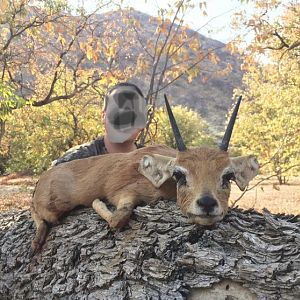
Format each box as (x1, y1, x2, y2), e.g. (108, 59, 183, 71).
(103, 113, 142, 142)
(103, 85, 147, 143)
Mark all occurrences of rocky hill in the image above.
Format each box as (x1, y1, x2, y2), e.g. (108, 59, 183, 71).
(4, 7, 243, 136)
(93, 10, 244, 135)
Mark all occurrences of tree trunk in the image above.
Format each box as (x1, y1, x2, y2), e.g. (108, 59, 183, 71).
(0, 120, 5, 148)
(0, 201, 299, 300)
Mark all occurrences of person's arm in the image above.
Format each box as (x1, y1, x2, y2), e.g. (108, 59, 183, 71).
(51, 137, 107, 167)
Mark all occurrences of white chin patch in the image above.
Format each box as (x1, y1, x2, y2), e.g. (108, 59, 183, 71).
(190, 215, 223, 226)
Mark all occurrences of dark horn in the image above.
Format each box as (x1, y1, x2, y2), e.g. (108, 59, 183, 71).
(219, 95, 242, 151)
(164, 94, 187, 151)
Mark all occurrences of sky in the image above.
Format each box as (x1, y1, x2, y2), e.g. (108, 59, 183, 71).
(68, 0, 255, 43)
(123, 0, 252, 43)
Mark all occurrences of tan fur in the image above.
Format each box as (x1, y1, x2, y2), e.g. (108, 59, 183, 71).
(175, 148, 232, 224)
(31, 144, 259, 252)
(31, 145, 177, 252)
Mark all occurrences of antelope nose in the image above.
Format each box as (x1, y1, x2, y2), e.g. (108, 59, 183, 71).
(197, 196, 217, 214)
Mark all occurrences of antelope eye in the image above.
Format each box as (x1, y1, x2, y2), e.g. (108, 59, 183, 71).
(172, 170, 187, 186)
(222, 172, 235, 189)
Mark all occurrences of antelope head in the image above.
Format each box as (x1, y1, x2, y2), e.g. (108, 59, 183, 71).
(139, 95, 259, 225)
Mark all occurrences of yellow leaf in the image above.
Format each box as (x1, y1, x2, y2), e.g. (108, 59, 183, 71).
(58, 33, 66, 46)
(45, 22, 53, 33)
(0, 0, 9, 13)
(201, 76, 208, 83)
(187, 74, 193, 83)
(79, 42, 86, 51)
(92, 51, 99, 63)
(225, 41, 236, 53)
(86, 45, 93, 60)
(189, 39, 200, 52)
(106, 45, 116, 58)
(207, 51, 220, 64)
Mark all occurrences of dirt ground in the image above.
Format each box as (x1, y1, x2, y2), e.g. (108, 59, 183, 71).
(0, 174, 36, 212)
(0, 174, 299, 215)
(230, 177, 300, 215)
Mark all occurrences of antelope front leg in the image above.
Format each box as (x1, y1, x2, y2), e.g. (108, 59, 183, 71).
(109, 198, 135, 229)
(92, 199, 113, 224)
(92, 198, 135, 229)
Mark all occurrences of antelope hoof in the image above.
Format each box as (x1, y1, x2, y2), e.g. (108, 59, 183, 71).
(109, 209, 131, 229)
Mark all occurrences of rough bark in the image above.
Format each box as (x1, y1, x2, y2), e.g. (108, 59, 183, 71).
(0, 201, 299, 300)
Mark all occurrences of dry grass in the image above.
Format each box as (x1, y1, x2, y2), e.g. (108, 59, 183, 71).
(230, 177, 300, 215)
(0, 174, 299, 215)
(0, 174, 36, 212)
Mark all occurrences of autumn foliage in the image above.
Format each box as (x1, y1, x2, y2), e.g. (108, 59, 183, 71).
(0, 0, 299, 184)
(230, 0, 300, 183)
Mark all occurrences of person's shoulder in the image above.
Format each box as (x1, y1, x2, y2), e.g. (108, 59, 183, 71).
(90, 136, 108, 154)
(52, 136, 106, 167)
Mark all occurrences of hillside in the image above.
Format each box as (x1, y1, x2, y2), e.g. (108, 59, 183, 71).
(92, 10, 244, 135)
(2, 7, 243, 136)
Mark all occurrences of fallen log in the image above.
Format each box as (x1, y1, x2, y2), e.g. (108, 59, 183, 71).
(0, 201, 299, 299)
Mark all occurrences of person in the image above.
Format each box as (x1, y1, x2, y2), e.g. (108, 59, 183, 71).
(52, 82, 147, 167)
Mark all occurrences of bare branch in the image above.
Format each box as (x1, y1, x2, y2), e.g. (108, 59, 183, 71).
(157, 46, 223, 93)
(147, 0, 184, 103)
(32, 16, 90, 106)
(132, 24, 154, 59)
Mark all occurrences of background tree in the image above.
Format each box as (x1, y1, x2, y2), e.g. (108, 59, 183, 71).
(0, 0, 227, 174)
(3, 77, 105, 173)
(0, 0, 119, 172)
(120, 1, 229, 144)
(150, 105, 216, 148)
(0, 0, 111, 150)
(4, 102, 215, 174)
(229, 1, 300, 183)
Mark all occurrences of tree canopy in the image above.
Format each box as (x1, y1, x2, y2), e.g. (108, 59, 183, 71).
(0, 0, 228, 173)
(1, 0, 299, 181)
(230, 0, 300, 183)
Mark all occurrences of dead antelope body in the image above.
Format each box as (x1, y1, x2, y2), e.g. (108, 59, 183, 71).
(31, 96, 259, 252)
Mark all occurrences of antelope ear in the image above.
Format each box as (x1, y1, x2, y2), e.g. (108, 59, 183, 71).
(138, 154, 176, 188)
(230, 155, 260, 191)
